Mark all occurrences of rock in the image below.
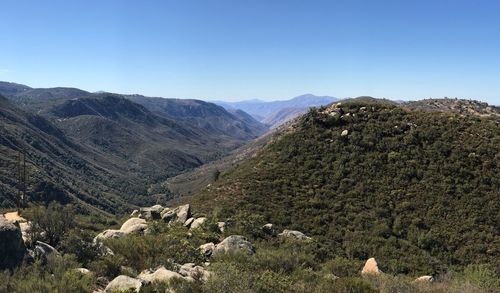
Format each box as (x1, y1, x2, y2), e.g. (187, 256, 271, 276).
(139, 205, 164, 220)
(199, 242, 216, 257)
(29, 241, 59, 262)
(262, 223, 276, 235)
(74, 268, 91, 274)
(161, 208, 177, 223)
(18, 221, 31, 242)
(278, 229, 311, 240)
(161, 204, 191, 224)
(184, 217, 195, 228)
(190, 217, 207, 230)
(94, 229, 125, 242)
(361, 257, 381, 274)
(213, 235, 255, 256)
(341, 129, 349, 136)
(120, 218, 147, 234)
(176, 204, 191, 223)
(138, 266, 183, 284)
(0, 215, 26, 269)
(130, 210, 140, 217)
(217, 222, 226, 232)
(413, 275, 434, 283)
(179, 263, 212, 282)
(104, 275, 143, 293)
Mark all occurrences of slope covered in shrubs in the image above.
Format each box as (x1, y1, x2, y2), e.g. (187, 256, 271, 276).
(193, 99, 500, 275)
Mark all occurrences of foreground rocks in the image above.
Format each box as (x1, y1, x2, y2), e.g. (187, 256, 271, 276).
(0, 215, 26, 269)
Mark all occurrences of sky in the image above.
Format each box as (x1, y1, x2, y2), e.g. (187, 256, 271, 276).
(0, 0, 499, 104)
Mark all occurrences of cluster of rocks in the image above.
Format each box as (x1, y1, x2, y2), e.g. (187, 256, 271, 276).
(0, 212, 63, 269)
(103, 262, 212, 292)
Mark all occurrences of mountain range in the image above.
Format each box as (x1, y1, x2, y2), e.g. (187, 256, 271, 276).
(0, 81, 268, 213)
(214, 94, 338, 127)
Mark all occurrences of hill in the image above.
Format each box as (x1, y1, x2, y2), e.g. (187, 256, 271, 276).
(214, 94, 338, 127)
(127, 95, 267, 140)
(192, 98, 500, 274)
(0, 95, 135, 212)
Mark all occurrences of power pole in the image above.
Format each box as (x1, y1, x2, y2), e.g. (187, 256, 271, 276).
(15, 149, 27, 211)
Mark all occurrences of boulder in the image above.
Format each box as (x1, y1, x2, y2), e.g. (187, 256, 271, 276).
(184, 217, 195, 228)
(262, 223, 276, 235)
(341, 129, 349, 136)
(138, 266, 183, 284)
(176, 204, 191, 223)
(104, 275, 143, 293)
(217, 222, 226, 232)
(190, 217, 207, 230)
(18, 221, 31, 242)
(213, 235, 255, 256)
(161, 204, 191, 224)
(179, 263, 212, 282)
(413, 275, 434, 283)
(199, 242, 216, 257)
(120, 218, 147, 234)
(130, 210, 140, 217)
(0, 215, 26, 269)
(74, 268, 91, 275)
(161, 208, 177, 223)
(94, 229, 125, 242)
(28, 241, 59, 262)
(139, 205, 164, 220)
(278, 229, 311, 240)
(361, 257, 381, 274)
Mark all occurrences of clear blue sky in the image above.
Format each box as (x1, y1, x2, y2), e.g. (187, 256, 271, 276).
(1, 0, 499, 104)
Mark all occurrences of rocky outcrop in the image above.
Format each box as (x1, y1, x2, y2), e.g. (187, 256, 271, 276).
(178, 263, 212, 282)
(0, 215, 26, 269)
(104, 275, 143, 293)
(361, 257, 381, 274)
(120, 218, 147, 235)
(161, 204, 192, 224)
(94, 229, 126, 242)
(278, 229, 311, 240)
(190, 217, 207, 230)
(212, 235, 255, 256)
(139, 205, 164, 220)
(199, 242, 216, 257)
(137, 266, 183, 284)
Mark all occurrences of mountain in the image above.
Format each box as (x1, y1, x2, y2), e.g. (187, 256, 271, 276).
(0, 82, 269, 213)
(214, 94, 338, 127)
(0, 94, 134, 212)
(126, 95, 268, 140)
(261, 107, 308, 128)
(191, 98, 499, 275)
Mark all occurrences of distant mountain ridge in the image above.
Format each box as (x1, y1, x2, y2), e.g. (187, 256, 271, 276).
(214, 94, 338, 127)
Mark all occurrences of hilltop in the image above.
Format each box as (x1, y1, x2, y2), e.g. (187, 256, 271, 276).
(192, 98, 500, 275)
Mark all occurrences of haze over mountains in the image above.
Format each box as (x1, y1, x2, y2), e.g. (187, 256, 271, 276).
(214, 94, 338, 127)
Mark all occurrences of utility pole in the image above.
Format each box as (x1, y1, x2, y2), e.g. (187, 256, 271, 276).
(15, 149, 27, 211)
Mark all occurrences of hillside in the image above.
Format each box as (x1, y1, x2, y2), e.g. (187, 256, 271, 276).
(127, 95, 267, 140)
(0, 95, 135, 212)
(192, 98, 500, 275)
(0, 83, 268, 213)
